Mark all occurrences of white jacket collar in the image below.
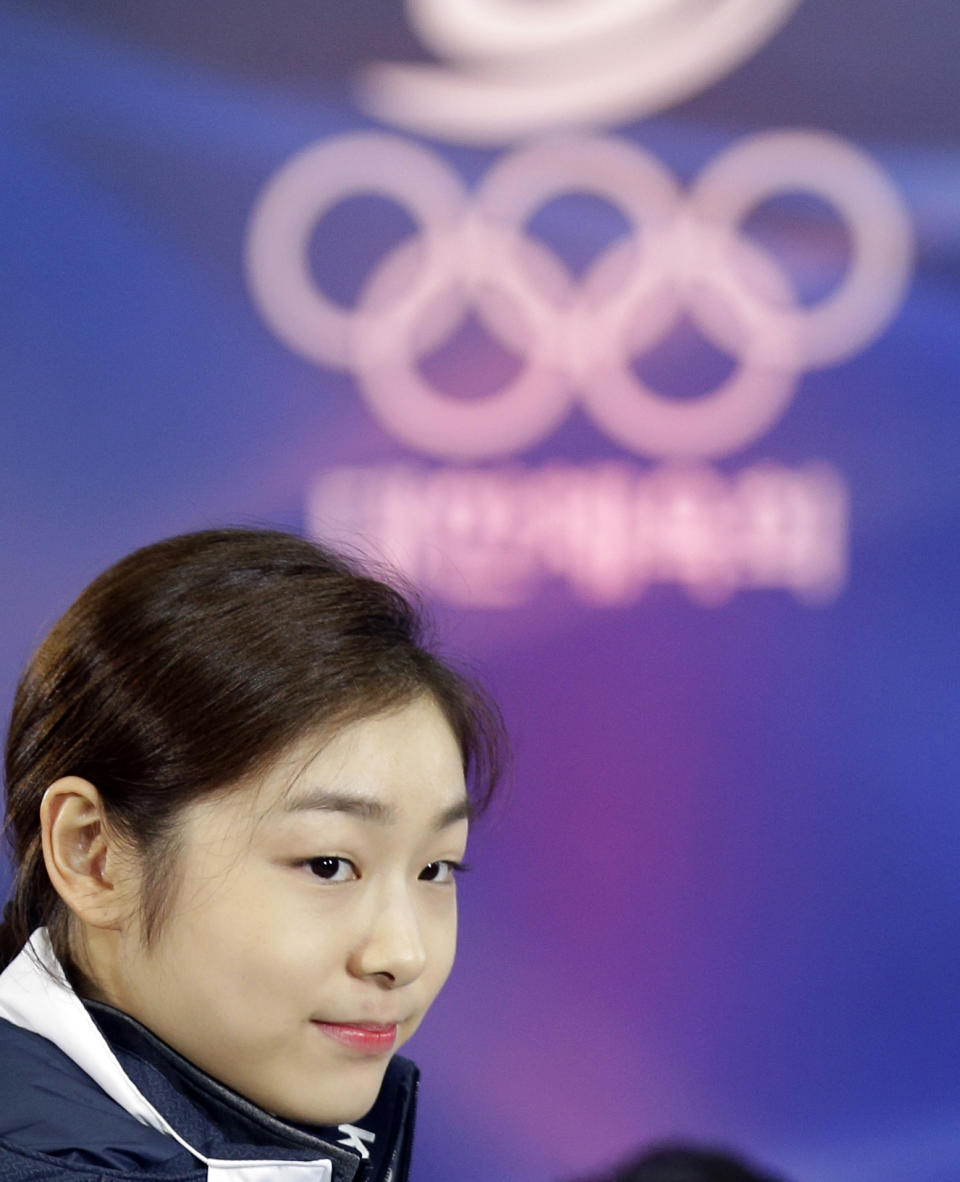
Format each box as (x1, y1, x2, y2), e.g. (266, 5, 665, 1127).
(0, 929, 332, 1182)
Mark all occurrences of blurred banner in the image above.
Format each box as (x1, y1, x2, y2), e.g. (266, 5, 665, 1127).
(1, 3, 958, 1180)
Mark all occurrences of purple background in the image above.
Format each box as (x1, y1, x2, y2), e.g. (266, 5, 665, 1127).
(2, 4, 959, 1180)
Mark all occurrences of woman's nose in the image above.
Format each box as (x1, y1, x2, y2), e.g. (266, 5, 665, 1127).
(350, 889, 428, 986)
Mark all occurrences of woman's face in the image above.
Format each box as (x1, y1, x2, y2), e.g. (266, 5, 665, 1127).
(98, 695, 469, 1125)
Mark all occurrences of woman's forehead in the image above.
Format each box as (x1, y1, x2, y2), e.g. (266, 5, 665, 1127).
(191, 697, 468, 830)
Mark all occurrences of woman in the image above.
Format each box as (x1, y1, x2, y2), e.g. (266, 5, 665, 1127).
(0, 528, 504, 1182)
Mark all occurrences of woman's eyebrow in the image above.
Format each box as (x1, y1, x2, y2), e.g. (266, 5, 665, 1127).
(282, 788, 472, 830)
(435, 796, 473, 830)
(283, 789, 393, 822)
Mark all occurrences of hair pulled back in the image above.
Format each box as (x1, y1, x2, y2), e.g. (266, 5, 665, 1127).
(1, 528, 505, 973)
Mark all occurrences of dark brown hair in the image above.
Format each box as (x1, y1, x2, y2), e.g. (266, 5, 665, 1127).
(1, 528, 505, 973)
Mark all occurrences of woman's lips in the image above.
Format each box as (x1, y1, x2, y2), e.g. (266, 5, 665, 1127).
(311, 1021, 399, 1054)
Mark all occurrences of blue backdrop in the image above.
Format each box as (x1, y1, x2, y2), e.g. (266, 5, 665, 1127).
(2, 4, 959, 1180)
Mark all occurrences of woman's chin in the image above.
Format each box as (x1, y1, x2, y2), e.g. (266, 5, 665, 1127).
(264, 1080, 385, 1129)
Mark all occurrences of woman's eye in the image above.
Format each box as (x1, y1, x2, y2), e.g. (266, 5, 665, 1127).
(419, 860, 468, 884)
(306, 856, 357, 882)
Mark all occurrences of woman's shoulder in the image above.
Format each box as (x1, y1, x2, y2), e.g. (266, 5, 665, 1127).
(0, 1017, 203, 1180)
(0, 1142, 203, 1182)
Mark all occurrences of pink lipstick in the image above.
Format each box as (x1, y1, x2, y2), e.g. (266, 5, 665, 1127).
(311, 1021, 398, 1054)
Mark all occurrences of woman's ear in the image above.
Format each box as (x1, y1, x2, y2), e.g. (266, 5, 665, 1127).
(40, 777, 137, 930)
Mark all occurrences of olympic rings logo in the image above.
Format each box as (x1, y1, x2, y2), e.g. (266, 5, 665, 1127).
(245, 129, 913, 461)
